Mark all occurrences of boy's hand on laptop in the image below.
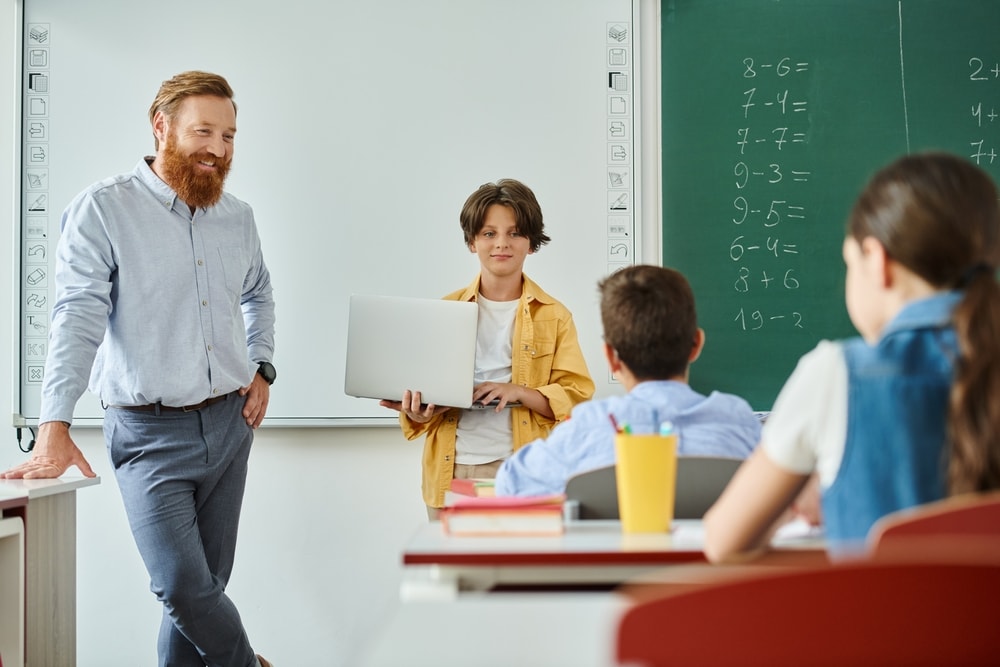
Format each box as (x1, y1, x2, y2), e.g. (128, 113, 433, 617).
(473, 382, 522, 411)
(380, 390, 449, 423)
(474, 382, 554, 419)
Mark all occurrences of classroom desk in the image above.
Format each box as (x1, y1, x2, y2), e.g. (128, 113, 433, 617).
(400, 518, 824, 599)
(0, 476, 101, 667)
(356, 592, 629, 667)
(0, 508, 25, 667)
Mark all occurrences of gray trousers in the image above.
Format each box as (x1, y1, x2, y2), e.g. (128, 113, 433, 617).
(105, 394, 258, 667)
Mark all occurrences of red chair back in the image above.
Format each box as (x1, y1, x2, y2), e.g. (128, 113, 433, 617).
(867, 491, 1000, 563)
(616, 560, 1000, 667)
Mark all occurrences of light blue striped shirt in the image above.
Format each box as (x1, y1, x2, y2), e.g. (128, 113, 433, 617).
(40, 158, 275, 423)
(495, 380, 761, 497)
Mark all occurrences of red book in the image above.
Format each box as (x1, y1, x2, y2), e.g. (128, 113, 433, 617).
(449, 477, 496, 497)
(440, 494, 565, 536)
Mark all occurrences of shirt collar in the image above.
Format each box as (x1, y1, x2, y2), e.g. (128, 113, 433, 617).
(457, 273, 556, 305)
(881, 291, 962, 339)
(135, 157, 197, 221)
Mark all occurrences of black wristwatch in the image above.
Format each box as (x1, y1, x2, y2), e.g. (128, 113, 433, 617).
(256, 361, 277, 385)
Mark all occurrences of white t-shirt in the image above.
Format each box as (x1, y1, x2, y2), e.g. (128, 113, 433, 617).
(454, 295, 518, 465)
(761, 340, 848, 489)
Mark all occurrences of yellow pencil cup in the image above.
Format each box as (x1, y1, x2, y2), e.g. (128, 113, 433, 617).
(614, 432, 678, 533)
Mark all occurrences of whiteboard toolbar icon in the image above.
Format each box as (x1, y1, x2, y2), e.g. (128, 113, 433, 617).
(28, 24, 49, 44)
(30, 48, 48, 67)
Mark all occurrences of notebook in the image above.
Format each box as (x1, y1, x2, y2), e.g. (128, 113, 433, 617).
(344, 294, 479, 408)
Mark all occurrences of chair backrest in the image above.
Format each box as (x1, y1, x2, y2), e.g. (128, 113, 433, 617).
(616, 560, 1000, 667)
(563, 456, 743, 521)
(564, 464, 618, 520)
(674, 456, 743, 519)
(867, 490, 1000, 562)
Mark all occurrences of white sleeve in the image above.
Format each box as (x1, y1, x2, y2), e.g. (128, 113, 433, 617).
(761, 340, 847, 488)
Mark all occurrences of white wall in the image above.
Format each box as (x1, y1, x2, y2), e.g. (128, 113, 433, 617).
(60, 428, 426, 666)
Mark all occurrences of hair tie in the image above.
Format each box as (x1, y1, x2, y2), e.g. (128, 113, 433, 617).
(957, 263, 994, 288)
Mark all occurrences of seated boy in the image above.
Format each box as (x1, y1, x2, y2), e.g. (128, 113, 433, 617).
(494, 264, 761, 497)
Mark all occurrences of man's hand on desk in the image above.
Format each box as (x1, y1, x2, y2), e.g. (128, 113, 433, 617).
(0, 421, 97, 479)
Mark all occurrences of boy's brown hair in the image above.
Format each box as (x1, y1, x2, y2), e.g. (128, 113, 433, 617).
(459, 179, 551, 252)
(599, 264, 697, 380)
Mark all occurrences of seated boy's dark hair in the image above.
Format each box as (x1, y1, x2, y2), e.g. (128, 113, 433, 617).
(459, 178, 551, 252)
(599, 264, 697, 380)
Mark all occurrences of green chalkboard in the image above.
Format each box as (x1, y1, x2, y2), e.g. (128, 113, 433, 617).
(661, 0, 1000, 410)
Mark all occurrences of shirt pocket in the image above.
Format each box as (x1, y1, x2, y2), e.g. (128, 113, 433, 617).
(527, 327, 558, 380)
(217, 246, 248, 297)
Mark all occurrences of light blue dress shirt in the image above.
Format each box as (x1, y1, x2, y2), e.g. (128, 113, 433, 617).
(495, 380, 761, 496)
(39, 158, 275, 423)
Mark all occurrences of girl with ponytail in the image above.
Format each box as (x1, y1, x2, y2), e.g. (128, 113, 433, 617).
(705, 152, 1000, 560)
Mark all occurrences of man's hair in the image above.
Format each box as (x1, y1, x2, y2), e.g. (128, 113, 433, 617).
(148, 71, 236, 150)
(459, 179, 551, 252)
(599, 264, 698, 380)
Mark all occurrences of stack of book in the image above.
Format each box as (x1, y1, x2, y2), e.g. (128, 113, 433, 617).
(448, 477, 496, 498)
(440, 493, 565, 537)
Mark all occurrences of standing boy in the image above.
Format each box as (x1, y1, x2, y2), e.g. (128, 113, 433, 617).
(381, 179, 594, 516)
(495, 264, 760, 496)
(2, 71, 276, 667)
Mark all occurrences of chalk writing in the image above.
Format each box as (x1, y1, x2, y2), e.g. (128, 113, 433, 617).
(968, 57, 999, 166)
(730, 57, 811, 330)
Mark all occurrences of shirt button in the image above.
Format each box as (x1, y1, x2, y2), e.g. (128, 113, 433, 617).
(202, 300, 208, 306)
(207, 344, 213, 351)
(212, 388, 219, 395)
(197, 259, 204, 266)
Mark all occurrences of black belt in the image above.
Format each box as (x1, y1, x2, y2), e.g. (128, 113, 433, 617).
(113, 391, 237, 413)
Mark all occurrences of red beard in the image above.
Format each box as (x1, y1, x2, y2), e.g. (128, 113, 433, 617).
(159, 133, 232, 208)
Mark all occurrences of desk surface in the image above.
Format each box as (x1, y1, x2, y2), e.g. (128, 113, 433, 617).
(404, 518, 823, 566)
(356, 593, 628, 667)
(0, 475, 101, 501)
(400, 518, 824, 596)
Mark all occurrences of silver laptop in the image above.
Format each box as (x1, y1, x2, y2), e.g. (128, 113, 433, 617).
(344, 294, 479, 408)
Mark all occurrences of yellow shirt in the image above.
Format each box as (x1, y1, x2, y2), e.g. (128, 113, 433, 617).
(400, 273, 595, 507)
